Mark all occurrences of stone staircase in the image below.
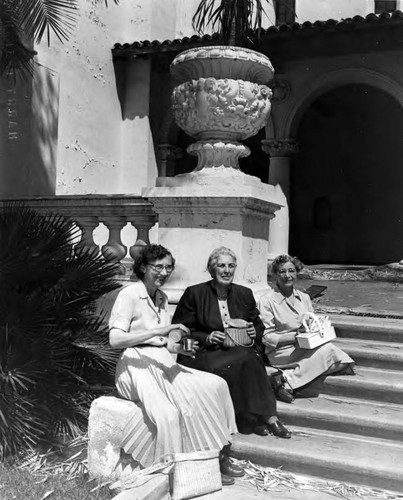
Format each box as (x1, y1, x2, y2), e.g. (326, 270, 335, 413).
(231, 314, 403, 494)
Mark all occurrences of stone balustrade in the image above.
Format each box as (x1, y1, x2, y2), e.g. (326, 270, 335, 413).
(0, 195, 158, 275)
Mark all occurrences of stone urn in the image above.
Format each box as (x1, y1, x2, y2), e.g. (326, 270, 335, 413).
(170, 46, 274, 171)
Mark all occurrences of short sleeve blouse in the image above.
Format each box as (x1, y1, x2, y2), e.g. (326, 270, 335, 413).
(109, 281, 171, 346)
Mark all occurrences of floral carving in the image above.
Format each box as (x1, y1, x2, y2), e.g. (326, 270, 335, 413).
(172, 77, 272, 141)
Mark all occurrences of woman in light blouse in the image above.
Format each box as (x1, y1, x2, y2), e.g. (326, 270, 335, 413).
(258, 255, 354, 398)
(109, 244, 242, 484)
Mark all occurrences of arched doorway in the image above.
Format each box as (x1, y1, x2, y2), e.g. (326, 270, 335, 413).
(290, 84, 403, 265)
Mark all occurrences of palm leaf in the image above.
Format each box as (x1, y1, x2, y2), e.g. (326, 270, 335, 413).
(0, 0, 37, 77)
(0, 203, 121, 457)
(16, 0, 78, 45)
(0, 0, 119, 77)
(192, 0, 270, 46)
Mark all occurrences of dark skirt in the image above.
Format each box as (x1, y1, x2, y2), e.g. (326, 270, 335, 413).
(177, 346, 277, 417)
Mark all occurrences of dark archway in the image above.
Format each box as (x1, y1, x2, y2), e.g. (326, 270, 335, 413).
(290, 84, 403, 265)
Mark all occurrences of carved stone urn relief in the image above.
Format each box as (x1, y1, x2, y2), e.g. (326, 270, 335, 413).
(143, 46, 282, 299)
(170, 46, 274, 170)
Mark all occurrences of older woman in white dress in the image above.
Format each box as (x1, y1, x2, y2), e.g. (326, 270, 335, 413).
(258, 255, 354, 400)
(109, 244, 242, 484)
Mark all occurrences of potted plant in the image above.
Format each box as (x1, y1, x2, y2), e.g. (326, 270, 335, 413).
(192, 0, 274, 47)
(169, 0, 275, 171)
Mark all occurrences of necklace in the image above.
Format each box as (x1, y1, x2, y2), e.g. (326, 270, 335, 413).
(216, 291, 228, 300)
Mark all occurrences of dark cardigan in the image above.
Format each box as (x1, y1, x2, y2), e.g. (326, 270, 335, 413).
(173, 281, 276, 417)
(172, 280, 265, 350)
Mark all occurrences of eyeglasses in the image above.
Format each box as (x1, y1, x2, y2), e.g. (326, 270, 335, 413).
(216, 263, 236, 270)
(147, 264, 175, 273)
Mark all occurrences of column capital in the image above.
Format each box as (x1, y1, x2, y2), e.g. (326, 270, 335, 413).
(262, 139, 299, 158)
(270, 78, 291, 103)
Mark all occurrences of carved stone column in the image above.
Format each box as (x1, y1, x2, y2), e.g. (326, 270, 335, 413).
(262, 139, 298, 260)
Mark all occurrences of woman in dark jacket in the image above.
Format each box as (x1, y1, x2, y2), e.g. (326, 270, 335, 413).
(173, 247, 291, 438)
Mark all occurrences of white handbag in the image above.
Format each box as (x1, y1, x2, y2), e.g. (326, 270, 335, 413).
(296, 312, 336, 349)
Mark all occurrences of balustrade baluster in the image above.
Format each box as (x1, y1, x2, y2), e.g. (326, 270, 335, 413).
(74, 216, 100, 256)
(128, 221, 155, 261)
(100, 217, 127, 274)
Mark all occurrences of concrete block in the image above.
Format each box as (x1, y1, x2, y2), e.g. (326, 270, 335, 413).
(88, 395, 140, 480)
(112, 474, 170, 500)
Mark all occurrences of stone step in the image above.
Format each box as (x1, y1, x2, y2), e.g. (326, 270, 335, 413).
(300, 366, 403, 404)
(334, 337, 403, 370)
(278, 394, 403, 442)
(231, 428, 403, 493)
(331, 314, 403, 342)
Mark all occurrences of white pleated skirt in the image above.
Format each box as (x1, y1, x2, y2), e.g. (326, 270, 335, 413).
(115, 346, 237, 468)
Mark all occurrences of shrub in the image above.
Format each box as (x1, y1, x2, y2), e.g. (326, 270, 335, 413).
(0, 204, 121, 459)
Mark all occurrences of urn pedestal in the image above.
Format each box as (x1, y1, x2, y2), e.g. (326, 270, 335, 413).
(143, 168, 284, 304)
(144, 46, 282, 302)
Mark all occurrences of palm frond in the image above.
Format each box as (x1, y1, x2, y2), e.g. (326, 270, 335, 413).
(192, 0, 270, 46)
(0, 0, 118, 77)
(0, 0, 36, 77)
(17, 0, 79, 45)
(0, 203, 121, 458)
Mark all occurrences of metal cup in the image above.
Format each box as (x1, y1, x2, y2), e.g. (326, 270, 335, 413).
(182, 337, 194, 352)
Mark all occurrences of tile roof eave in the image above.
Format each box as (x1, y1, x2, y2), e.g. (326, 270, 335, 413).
(112, 10, 403, 59)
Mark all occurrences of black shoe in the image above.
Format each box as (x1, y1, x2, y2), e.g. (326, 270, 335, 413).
(220, 458, 245, 477)
(277, 387, 295, 404)
(221, 473, 235, 486)
(267, 420, 291, 439)
(253, 424, 269, 436)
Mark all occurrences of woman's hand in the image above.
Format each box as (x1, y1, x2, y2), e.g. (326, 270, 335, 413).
(207, 330, 226, 344)
(164, 324, 190, 336)
(246, 322, 256, 339)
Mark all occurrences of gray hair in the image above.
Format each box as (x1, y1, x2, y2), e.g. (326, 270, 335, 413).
(207, 247, 237, 276)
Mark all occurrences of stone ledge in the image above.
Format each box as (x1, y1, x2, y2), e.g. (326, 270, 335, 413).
(88, 395, 139, 480)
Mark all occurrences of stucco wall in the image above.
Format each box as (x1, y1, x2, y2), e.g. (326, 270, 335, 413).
(2, 0, 400, 199)
(1, 0, 207, 198)
(36, 1, 152, 196)
(0, 66, 59, 197)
